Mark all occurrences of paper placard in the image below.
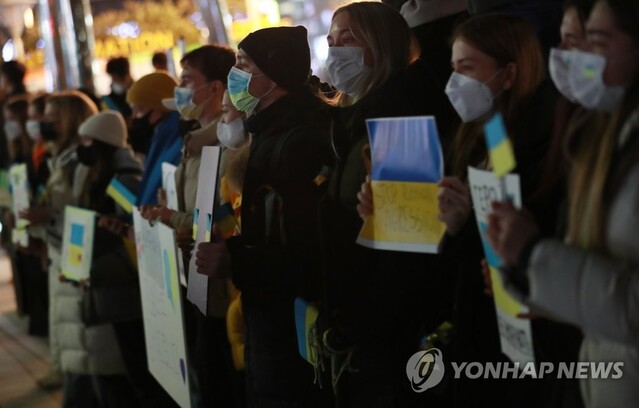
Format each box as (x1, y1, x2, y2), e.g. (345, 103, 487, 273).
(468, 167, 534, 365)
(186, 146, 221, 315)
(60, 206, 96, 281)
(133, 208, 191, 407)
(357, 116, 445, 253)
(162, 162, 179, 211)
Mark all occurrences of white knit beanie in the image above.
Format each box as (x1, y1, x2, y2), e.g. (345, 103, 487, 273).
(78, 110, 127, 147)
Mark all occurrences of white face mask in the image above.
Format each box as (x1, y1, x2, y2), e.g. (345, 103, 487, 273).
(568, 50, 625, 112)
(549, 48, 577, 102)
(112, 83, 126, 95)
(175, 84, 208, 120)
(324, 46, 371, 96)
(4, 120, 22, 142)
(445, 71, 500, 123)
(217, 117, 247, 150)
(26, 119, 41, 141)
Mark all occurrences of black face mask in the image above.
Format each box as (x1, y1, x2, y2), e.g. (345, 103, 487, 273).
(40, 121, 58, 141)
(129, 112, 155, 154)
(77, 143, 99, 166)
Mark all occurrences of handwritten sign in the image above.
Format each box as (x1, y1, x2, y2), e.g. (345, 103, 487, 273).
(468, 167, 534, 365)
(186, 146, 221, 315)
(60, 206, 96, 281)
(9, 164, 30, 246)
(357, 116, 445, 253)
(162, 163, 179, 211)
(133, 208, 191, 407)
(161, 162, 186, 287)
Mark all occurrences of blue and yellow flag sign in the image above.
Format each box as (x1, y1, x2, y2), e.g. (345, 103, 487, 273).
(294, 297, 320, 367)
(484, 113, 516, 177)
(106, 177, 137, 214)
(357, 116, 445, 254)
(61, 206, 97, 281)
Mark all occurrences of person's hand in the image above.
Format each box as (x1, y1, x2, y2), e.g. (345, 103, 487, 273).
(97, 215, 131, 237)
(176, 228, 194, 255)
(356, 176, 373, 220)
(486, 201, 539, 267)
(139, 205, 158, 221)
(437, 177, 471, 236)
(4, 212, 15, 230)
(157, 188, 168, 207)
(481, 259, 493, 297)
(194, 225, 230, 278)
(19, 206, 50, 225)
(142, 205, 174, 226)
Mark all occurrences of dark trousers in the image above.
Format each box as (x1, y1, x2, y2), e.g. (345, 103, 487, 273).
(112, 319, 178, 407)
(62, 372, 138, 408)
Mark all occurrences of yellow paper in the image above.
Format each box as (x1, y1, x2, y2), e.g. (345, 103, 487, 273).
(360, 181, 445, 250)
(490, 139, 516, 177)
(489, 266, 523, 317)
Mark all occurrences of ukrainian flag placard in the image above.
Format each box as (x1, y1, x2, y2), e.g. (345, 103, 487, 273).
(357, 116, 445, 254)
(484, 113, 516, 177)
(214, 202, 238, 239)
(294, 297, 320, 367)
(61, 206, 96, 281)
(106, 177, 137, 214)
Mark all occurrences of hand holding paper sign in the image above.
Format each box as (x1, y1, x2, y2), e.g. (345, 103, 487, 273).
(487, 201, 540, 267)
(195, 224, 230, 279)
(19, 206, 50, 225)
(437, 176, 472, 236)
(356, 176, 373, 220)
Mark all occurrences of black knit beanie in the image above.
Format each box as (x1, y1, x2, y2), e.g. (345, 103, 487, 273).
(238, 26, 311, 91)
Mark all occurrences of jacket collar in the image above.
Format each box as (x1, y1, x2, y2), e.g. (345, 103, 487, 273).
(184, 115, 221, 158)
(245, 90, 321, 136)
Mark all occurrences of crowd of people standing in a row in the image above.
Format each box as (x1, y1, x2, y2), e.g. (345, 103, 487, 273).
(0, 0, 637, 407)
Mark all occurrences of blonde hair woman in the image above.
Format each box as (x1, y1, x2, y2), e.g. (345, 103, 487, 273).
(320, 2, 453, 406)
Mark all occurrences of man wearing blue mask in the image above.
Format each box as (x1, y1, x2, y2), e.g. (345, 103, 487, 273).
(140, 44, 238, 408)
(195, 26, 334, 407)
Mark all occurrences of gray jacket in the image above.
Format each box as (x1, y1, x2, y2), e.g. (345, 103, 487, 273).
(523, 110, 639, 408)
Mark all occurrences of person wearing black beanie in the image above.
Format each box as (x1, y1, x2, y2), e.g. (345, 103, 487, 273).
(238, 25, 311, 92)
(194, 26, 335, 407)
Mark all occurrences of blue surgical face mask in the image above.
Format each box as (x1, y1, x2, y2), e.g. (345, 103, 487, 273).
(174, 83, 209, 120)
(227, 67, 274, 115)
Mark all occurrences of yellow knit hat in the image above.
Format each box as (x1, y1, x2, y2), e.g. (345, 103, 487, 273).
(126, 72, 177, 112)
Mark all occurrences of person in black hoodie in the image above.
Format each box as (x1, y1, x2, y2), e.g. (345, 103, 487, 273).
(194, 26, 334, 407)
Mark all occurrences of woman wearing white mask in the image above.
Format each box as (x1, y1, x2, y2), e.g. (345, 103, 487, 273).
(488, 1, 639, 406)
(320, 2, 454, 407)
(435, 13, 558, 408)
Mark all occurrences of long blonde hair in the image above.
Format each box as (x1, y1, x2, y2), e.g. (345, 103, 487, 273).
(330, 1, 420, 107)
(46, 90, 98, 154)
(566, 0, 639, 250)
